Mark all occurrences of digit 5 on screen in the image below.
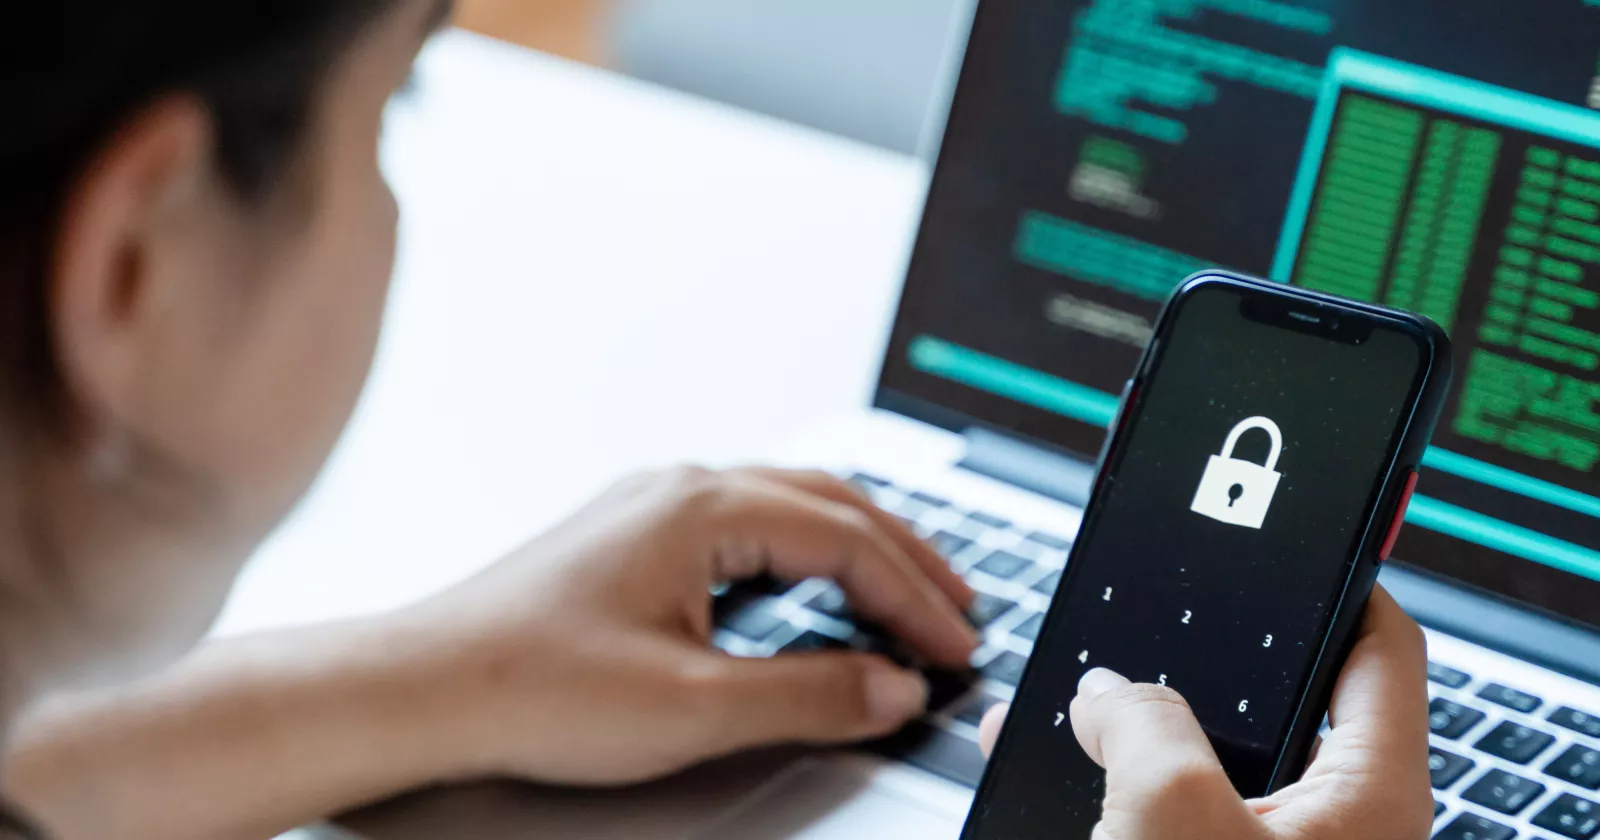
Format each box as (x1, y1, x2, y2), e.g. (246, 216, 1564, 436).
(961, 272, 1453, 840)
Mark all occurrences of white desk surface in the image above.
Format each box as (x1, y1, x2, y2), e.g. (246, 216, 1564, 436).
(215, 32, 931, 637)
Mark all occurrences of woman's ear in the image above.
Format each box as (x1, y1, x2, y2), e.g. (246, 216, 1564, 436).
(49, 96, 217, 442)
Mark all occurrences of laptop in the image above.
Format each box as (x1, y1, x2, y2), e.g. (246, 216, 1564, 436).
(346, 2, 1600, 838)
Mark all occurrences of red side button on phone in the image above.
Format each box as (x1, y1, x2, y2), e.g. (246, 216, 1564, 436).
(1379, 470, 1420, 563)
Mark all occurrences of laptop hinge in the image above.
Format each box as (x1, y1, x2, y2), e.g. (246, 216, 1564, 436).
(957, 428, 1096, 508)
(1381, 564, 1600, 687)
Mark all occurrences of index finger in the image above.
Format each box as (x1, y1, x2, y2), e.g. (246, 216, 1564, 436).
(710, 475, 980, 667)
(746, 468, 975, 609)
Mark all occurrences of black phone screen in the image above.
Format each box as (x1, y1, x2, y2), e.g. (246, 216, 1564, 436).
(964, 282, 1430, 839)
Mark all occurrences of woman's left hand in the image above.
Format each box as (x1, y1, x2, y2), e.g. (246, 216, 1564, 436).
(4, 465, 978, 840)
(394, 465, 979, 786)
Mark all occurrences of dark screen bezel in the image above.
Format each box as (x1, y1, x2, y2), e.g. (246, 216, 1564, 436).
(874, 0, 1131, 467)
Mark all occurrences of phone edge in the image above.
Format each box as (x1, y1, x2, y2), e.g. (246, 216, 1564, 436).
(959, 270, 1455, 834)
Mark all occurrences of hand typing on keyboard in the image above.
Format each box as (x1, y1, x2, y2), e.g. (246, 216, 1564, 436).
(5, 466, 981, 840)
(977, 587, 1434, 840)
(390, 466, 980, 785)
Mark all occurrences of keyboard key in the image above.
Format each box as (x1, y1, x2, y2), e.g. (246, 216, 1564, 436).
(1476, 721, 1557, 765)
(722, 601, 788, 642)
(909, 491, 951, 508)
(1432, 813, 1516, 840)
(717, 574, 791, 599)
(1027, 531, 1073, 552)
(712, 574, 790, 611)
(1478, 683, 1543, 714)
(955, 693, 1005, 726)
(710, 588, 749, 621)
(982, 652, 1029, 686)
(1428, 661, 1473, 689)
(848, 472, 891, 490)
(805, 586, 851, 619)
(974, 551, 1034, 580)
(1012, 613, 1045, 642)
(1430, 698, 1488, 740)
(1462, 769, 1546, 815)
(926, 669, 975, 713)
(1546, 745, 1600, 791)
(1533, 793, 1600, 839)
(780, 631, 850, 655)
(1430, 747, 1476, 790)
(930, 531, 973, 560)
(1551, 707, 1600, 739)
(867, 722, 987, 789)
(967, 511, 1012, 530)
(1434, 799, 1445, 818)
(1031, 571, 1062, 596)
(967, 593, 1018, 628)
(891, 498, 935, 524)
(852, 630, 915, 670)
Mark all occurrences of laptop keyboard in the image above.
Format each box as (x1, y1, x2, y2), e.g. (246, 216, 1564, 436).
(1428, 660, 1600, 839)
(710, 472, 1600, 839)
(710, 472, 1070, 788)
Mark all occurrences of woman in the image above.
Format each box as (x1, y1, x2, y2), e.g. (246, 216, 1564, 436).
(0, 1, 1432, 838)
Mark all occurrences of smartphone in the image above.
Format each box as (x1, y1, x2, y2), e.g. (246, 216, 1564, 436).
(961, 272, 1452, 839)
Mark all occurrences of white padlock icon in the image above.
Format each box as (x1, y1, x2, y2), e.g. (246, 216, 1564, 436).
(1190, 417, 1284, 529)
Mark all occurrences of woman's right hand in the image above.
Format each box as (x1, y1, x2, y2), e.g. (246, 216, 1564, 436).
(977, 585, 1435, 840)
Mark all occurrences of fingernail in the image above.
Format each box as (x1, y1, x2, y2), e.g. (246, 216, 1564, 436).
(867, 666, 929, 724)
(1077, 668, 1130, 700)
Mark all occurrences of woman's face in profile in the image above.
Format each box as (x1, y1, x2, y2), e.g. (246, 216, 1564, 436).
(29, 0, 440, 688)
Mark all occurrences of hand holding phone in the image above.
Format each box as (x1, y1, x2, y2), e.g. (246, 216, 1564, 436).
(962, 273, 1452, 838)
(974, 587, 1434, 840)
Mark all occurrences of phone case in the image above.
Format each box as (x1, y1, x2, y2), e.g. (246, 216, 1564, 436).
(968, 270, 1455, 815)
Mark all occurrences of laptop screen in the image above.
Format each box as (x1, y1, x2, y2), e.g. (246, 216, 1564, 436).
(877, 1, 1600, 629)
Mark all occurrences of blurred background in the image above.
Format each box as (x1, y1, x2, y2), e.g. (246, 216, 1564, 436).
(458, 0, 973, 156)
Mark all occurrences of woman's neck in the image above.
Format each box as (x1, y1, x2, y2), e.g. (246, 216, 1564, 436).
(0, 434, 85, 732)
(0, 445, 30, 731)
(0, 482, 38, 734)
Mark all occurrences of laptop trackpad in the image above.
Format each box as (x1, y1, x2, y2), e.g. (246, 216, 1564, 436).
(698, 757, 963, 839)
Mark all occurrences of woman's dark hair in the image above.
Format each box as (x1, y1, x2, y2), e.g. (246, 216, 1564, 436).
(0, 0, 399, 435)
